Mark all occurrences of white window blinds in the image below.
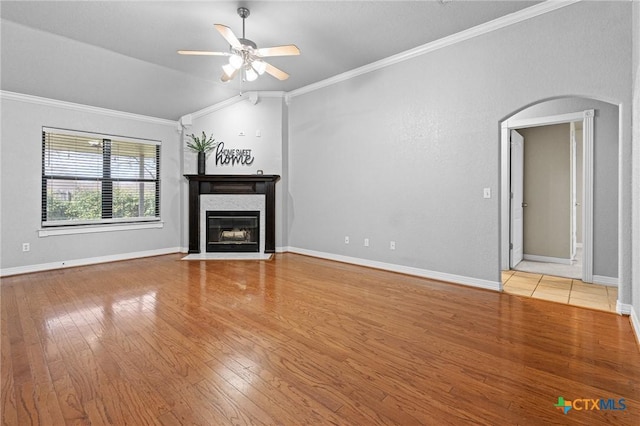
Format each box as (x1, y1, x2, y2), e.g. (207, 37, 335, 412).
(42, 127, 160, 226)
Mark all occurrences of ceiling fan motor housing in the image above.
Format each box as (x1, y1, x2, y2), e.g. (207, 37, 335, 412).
(238, 38, 257, 50)
(237, 7, 250, 19)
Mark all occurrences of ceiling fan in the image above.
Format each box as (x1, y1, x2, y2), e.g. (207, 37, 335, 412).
(178, 7, 300, 82)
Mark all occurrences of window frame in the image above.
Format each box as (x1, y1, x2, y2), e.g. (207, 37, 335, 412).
(41, 127, 161, 228)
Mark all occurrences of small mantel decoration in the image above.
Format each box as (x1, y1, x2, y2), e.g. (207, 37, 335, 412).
(186, 131, 218, 175)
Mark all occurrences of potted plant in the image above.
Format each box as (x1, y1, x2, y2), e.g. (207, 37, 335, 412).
(186, 131, 217, 175)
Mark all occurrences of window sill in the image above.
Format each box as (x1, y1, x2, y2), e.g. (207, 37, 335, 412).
(38, 221, 164, 237)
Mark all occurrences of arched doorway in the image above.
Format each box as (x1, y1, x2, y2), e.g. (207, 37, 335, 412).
(499, 97, 620, 312)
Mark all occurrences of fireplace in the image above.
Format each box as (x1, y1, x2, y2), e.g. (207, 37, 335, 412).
(184, 174, 280, 254)
(206, 211, 259, 252)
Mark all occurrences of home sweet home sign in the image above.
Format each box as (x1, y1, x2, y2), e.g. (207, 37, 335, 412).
(215, 141, 254, 166)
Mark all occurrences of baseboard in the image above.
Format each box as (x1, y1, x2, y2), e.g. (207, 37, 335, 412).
(592, 275, 619, 287)
(616, 301, 632, 316)
(0, 247, 182, 278)
(284, 246, 500, 291)
(523, 254, 571, 265)
(630, 307, 640, 347)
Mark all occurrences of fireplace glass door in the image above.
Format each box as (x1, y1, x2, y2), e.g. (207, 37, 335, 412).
(206, 211, 259, 252)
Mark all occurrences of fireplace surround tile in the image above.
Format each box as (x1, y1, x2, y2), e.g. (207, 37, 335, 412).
(200, 195, 265, 253)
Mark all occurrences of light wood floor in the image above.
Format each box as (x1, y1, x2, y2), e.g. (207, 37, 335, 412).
(503, 270, 617, 312)
(2, 253, 639, 425)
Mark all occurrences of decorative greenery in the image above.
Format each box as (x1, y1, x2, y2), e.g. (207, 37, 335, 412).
(186, 131, 217, 154)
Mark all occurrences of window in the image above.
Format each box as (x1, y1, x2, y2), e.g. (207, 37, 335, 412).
(42, 127, 160, 227)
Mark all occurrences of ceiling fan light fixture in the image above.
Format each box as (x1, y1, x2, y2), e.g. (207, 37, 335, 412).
(244, 66, 258, 82)
(229, 53, 243, 69)
(252, 60, 267, 75)
(222, 63, 236, 77)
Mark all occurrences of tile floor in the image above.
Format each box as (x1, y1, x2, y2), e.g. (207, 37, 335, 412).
(502, 270, 617, 313)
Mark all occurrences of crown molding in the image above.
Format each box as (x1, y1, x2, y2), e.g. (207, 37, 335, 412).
(189, 95, 245, 119)
(256, 91, 286, 99)
(287, 0, 581, 99)
(189, 91, 285, 119)
(0, 90, 177, 126)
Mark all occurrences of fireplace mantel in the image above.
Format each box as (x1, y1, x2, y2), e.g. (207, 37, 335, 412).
(184, 174, 280, 254)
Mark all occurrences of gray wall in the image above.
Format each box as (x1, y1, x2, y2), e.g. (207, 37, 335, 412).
(632, 0, 640, 320)
(511, 98, 620, 279)
(287, 1, 631, 285)
(0, 96, 181, 271)
(281, 100, 291, 249)
(520, 124, 571, 260)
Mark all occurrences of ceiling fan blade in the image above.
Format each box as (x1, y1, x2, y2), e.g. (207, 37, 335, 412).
(255, 45, 301, 57)
(221, 68, 239, 83)
(177, 50, 229, 56)
(264, 62, 290, 81)
(214, 24, 242, 49)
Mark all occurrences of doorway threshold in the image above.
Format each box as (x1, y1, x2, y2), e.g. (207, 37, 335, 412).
(502, 270, 615, 313)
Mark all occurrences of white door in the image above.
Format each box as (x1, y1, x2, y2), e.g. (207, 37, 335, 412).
(510, 130, 524, 267)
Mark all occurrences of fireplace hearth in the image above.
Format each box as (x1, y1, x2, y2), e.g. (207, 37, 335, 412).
(206, 211, 259, 252)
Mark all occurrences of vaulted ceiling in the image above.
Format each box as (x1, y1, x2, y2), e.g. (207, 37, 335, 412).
(1, 1, 540, 120)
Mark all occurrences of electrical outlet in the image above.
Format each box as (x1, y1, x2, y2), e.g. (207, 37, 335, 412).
(390, 241, 396, 250)
(345, 236, 350, 244)
(22, 243, 30, 252)
(364, 238, 369, 247)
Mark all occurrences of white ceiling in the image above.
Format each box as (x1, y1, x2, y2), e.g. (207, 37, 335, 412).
(1, 1, 540, 120)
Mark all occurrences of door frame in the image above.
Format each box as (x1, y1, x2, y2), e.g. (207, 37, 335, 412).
(570, 122, 578, 261)
(509, 130, 524, 267)
(500, 109, 594, 284)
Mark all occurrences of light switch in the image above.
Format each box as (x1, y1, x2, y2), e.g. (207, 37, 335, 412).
(483, 188, 491, 199)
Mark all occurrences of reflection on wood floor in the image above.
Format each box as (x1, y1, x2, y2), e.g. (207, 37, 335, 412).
(2, 253, 639, 425)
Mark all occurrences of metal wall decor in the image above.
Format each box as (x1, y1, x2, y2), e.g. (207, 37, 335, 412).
(215, 141, 255, 166)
